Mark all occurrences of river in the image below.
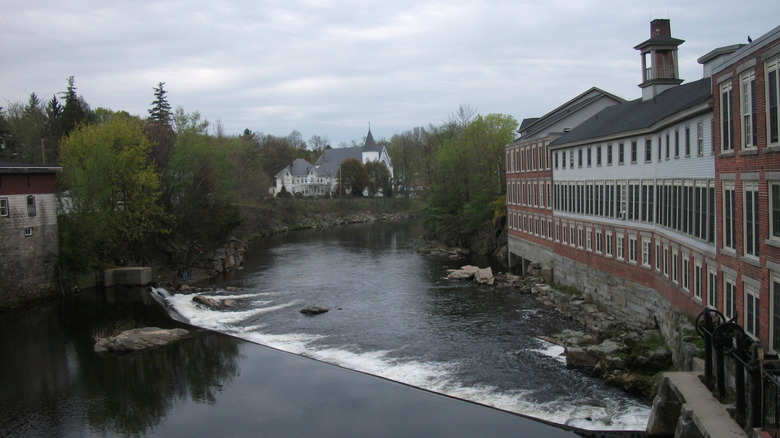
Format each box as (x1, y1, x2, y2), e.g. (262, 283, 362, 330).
(164, 220, 650, 431)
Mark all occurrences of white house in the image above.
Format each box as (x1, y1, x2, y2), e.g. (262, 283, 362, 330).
(272, 128, 394, 196)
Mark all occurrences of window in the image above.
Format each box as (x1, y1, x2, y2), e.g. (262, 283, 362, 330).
(672, 249, 679, 284)
(0, 197, 8, 217)
(721, 81, 733, 152)
(773, 274, 780, 351)
(741, 70, 757, 148)
(596, 146, 602, 166)
(694, 261, 702, 301)
(744, 181, 759, 258)
(657, 136, 662, 162)
(607, 144, 613, 166)
(697, 121, 704, 155)
(768, 56, 780, 145)
(631, 141, 637, 163)
(723, 181, 736, 250)
(645, 139, 652, 162)
(618, 142, 625, 165)
(628, 236, 637, 263)
(578, 149, 582, 168)
(682, 255, 689, 292)
(586, 229, 592, 251)
(724, 275, 737, 320)
(587, 147, 592, 167)
(642, 239, 650, 267)
(663, 246, 669, 277)
(772, 181, 780, 240)
(554, 152, 559, 169)
(745, 284, 760, 339)
(665, 133, 670, 159)
(616, 234, 624, 260)
(707, 267, 717, 309)
(685, 126, 691, 157)
(26, 195, 36, 217)
(24, 227, 33, 237)
(674, 130, 680, 158)
(655, 242, 661, 271)
(605, 233, 613, 257)
(595, 230, 603, 253)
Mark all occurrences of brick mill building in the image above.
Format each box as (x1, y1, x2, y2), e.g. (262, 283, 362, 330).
(507, 20, 780, 362)
(710, 25, 780, 350)
(0, 161, 61, 305)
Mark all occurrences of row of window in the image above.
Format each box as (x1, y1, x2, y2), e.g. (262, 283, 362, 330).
(507, 178, 552, 209)
(549, 179, 716, 244)
(0, 196, 36, 218)
(720, 56, 780, 151)
(506, 141, 550, 173)
(722, 180, 780, 259)
(553, 123, 707, 170)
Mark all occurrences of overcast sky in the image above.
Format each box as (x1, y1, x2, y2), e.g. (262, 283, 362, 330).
(2, 1, 778, 146)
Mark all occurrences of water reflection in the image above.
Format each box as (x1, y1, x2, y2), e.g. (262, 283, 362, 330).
(0, 288, 240, 437)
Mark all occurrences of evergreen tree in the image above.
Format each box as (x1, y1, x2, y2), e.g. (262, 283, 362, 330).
(58, 76, 91, 143)
(148, 82, 172, 125)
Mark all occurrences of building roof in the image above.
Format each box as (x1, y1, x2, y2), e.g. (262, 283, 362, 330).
(314, 146, 363, 177)
(711, 24, 780, 75)
(363, 129, 382, 153)
(549, 77, 712, 148)
(517, 87, 626, 139)
(274, 158, 315, 178)
(0, 161, 62, 173)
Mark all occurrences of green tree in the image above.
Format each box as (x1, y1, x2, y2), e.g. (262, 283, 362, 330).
(165, 112, 240, 268)
(58, 76, 92, 141)
(365, 160, 391, 197)
(59, 113, 168, 270)
(146, 83, 176, 169)
(339, 158, 369, 197)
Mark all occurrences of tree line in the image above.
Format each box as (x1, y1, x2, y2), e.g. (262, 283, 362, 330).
(1, 79, 517, 272)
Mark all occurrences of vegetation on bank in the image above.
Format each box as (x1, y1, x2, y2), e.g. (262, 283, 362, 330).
(2, 79, 518, 278)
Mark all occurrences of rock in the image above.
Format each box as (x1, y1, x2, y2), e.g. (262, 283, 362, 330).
(586, 339, 624, 359)
(446, 265, 480, 280)
(475, 267, 494, 285)
(94, 327, 189, 354)
(179, 284, 192, 292)
(192, 294, 222, 309)
(226, 286, 237, 291)
(565, 346, 600, 368)
(222, 299, 236, 307)
(300, 305, 329, 315)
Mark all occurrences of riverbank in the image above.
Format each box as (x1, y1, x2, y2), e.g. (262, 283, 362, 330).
(0, 286, 590, 438)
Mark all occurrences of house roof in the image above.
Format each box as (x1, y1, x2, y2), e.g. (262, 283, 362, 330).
(274, 158, 315, 178)
(549, 77, 712, 148)
(314, 146, 363, 177)
(0, 161, 62, 173)
(517, 87, 626, 139)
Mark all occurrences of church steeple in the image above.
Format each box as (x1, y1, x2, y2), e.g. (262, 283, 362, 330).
(634, 19, 685, 101)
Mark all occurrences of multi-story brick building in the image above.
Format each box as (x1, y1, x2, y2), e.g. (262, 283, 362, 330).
(506, 19, 766, 364)
(0, 161, 61, 305)
(506, 88, 625, 274)
(711, 25, 780, 350)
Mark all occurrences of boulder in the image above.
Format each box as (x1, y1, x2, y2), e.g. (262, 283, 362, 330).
(193, 294, 223, 309)
(565, 346, 600, 368)
(475, 267, 495, 285)
(300, 305, 330, 315)
(94, 327, 189, 354)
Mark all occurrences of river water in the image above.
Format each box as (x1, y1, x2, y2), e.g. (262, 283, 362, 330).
(163, 220, 650, 431)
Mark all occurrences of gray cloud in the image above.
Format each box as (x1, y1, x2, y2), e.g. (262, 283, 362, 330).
(2, 0, 778, 145)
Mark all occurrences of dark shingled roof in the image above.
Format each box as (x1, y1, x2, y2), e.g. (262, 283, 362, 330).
(549, 77, 711, 148)
(274, 158, 315, 178)
(314, 146, 363, 177)
(362, 129, 381, 153)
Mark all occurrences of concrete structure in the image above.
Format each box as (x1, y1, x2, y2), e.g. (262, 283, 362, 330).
(272, 128, 394, 196)
(0, 161, 62, 305)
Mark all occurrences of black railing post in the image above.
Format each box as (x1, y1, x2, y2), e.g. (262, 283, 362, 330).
(704, 310, 713, 387)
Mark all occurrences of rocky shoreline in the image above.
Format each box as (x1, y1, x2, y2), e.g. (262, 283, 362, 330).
(443, 261, 698, 399)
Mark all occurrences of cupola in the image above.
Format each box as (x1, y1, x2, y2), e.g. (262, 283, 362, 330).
(634, 19, 685, 101)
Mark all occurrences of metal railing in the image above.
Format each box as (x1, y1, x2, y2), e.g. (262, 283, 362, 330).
(696, 308, 780, 435)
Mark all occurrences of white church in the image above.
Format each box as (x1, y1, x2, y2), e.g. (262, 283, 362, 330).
(272, 128, 394, 197)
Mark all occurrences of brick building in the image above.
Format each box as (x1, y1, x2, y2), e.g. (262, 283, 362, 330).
(711, 25, 780, 350)
(0, 161, 62, 305)
(505, 19, 772, 364)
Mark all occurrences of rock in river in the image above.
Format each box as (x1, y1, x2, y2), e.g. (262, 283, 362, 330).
(300, 305, 330, 315)
(94, 327, 189, 354)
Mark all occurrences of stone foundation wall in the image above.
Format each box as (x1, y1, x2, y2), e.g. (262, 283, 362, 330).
(510, 235, 698, 370)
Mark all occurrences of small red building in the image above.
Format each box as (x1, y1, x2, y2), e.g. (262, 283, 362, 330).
(0, 161, 62, 305)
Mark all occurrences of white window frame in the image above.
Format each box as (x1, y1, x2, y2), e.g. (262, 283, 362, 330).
(693, 260, 702, 301)
(744, 181, 759, 258)
(0, 197, 8, 217)
(605, 233, 613, 257)
(771, 180, 780, 242)
(767, 56, 780, 146)
(744, 283, 760, 339)
(681, 253, 689, 292)
(641, 238, 650, 267)
(741, 70, 756, 149)
(720, 81, 733, 152)
(707, 266, 718, 309)
(771, 272, 780, 352)
(628, 235, 637, 264)
(724, 274, 737, 320)
(723, 181, 736, 251)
